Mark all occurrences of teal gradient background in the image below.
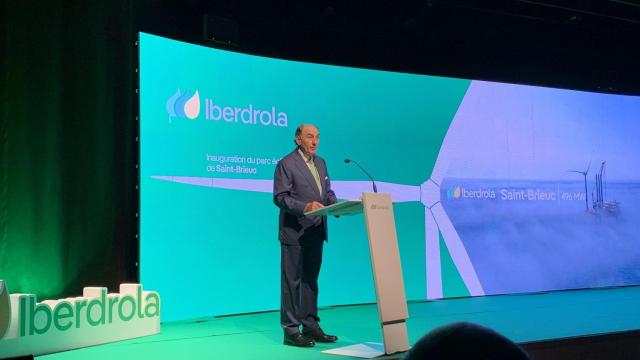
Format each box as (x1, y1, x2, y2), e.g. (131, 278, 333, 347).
(139, 33, 470, 321)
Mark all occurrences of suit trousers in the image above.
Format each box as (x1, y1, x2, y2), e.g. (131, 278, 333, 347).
(280, 240, 324, 334)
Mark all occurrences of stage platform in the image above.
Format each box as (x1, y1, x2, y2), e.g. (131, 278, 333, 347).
(37, 286, 640, 360)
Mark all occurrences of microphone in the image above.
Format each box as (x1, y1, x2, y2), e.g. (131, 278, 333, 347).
(344, 159, 378, 193)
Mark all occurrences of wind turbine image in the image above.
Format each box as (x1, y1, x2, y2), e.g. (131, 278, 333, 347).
(567, 159, 591, 211)
(589, 161, 620, 215)
(151, 173, 485, 300)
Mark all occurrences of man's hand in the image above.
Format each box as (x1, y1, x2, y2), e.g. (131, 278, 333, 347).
(304, 201, 325, 213)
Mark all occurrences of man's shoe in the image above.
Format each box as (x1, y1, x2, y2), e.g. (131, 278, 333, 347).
(284, 332, 316, 347)
(303, 328, 338, 343)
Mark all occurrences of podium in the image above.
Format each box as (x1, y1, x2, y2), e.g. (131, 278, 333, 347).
(306, 192, 410, 356)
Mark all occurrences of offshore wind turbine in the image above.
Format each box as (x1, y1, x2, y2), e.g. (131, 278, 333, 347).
(567, 159, 591, 211)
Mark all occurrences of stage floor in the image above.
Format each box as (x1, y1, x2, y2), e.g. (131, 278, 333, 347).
(38, 286, 640, 359)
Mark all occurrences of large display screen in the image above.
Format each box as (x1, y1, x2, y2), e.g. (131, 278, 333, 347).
(139, 32, 640, 321)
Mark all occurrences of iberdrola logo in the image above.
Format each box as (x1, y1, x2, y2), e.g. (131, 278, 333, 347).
(0, 280, 10, 339)
(447, 186, 461, 199)
(166, 88, 200, 121)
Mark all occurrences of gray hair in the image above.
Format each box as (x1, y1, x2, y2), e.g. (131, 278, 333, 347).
(293, 124, 317, 145)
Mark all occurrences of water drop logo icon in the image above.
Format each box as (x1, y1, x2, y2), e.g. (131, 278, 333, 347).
(184, 90, 200, 119)
(166, 89, 200, 121)
(0, 280, 10, 339)
(447, 186, 462, 199)
(165, 89, 181, 118)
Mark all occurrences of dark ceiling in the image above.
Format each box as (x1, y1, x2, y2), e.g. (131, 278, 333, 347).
(139, 0, 640, 94)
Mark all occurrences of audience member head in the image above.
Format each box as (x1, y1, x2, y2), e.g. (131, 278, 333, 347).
(404, 321, 530, 360)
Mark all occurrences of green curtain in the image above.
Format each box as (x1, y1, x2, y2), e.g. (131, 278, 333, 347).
(0, 0, 137, 300)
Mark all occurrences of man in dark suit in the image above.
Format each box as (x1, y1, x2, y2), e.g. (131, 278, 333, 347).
(273, 124, 339, 347)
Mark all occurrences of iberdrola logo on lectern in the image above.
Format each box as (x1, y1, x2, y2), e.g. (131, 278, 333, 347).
(0, 280, 10, 339)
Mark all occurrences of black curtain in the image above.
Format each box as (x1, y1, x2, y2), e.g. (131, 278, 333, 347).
(1, 0, 137, 298)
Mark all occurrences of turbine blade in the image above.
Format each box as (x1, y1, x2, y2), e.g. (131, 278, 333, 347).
(331, 181, 420, 202)
(151, 176, 422, 202)
(567, 170, 587, 176)
(151, 176, 273, 192)
(425, 209, 443, 299)
(430, 203, 485, 296)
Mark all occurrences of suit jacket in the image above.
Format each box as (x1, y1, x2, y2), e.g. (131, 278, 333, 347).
(273, 149, 337, 245)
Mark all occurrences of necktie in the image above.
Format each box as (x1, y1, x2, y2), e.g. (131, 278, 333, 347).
(307, 159, 322, 194)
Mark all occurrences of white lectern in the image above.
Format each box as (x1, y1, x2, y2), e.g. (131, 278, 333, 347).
(306, 192, 410, 356)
